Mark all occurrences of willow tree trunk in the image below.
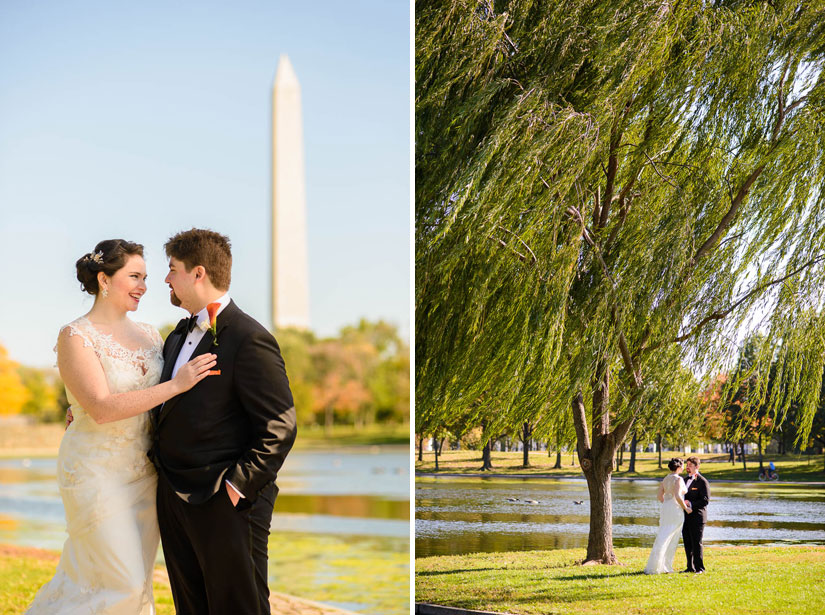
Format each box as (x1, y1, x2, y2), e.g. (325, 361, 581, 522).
(570, 363, 633, 565)
(418, 435, 424, 462)
(521, 422, 532, 467)
(757, 433, 764, 472)
(554, 451, 562, 469)
(657, 433, 662, 469)
(581, 452, 617, 564)
(481, 421, 493, 471)
(434, 437, 445, 471)
(628, 432, 638, 473)
(740, 440, 747, 472)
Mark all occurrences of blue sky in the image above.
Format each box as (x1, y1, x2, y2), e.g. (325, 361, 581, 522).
(0, 1, 410, 366)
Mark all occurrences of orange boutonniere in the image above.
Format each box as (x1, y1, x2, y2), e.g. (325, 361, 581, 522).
(206, 302, 221, 346)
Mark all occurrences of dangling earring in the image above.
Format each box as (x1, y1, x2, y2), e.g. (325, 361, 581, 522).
(102, 287, 109, 298)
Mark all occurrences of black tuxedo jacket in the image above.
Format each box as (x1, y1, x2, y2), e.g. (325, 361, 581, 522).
(148, 300, 297, 509)
(684, 473, 710, 522)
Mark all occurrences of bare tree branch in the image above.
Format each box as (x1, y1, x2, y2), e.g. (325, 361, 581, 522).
(571, 391, 591, 453)
(648, 254, 825, 352)
(491, 237, 527, 262)
(692, 164, 765, 264)
(496, 225, 538, 263)
(642, 151, 679, 188)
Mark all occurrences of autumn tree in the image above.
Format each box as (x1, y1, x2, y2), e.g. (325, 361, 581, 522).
(0, 344, 28, 416)
(18, 367, 65, 423)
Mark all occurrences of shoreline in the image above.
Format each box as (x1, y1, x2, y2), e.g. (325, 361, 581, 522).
(415, 471, 825, 486)
(0, 442, 410, 460)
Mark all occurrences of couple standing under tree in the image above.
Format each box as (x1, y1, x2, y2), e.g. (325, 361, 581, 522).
(644, 456, 710, 575)
(26, 228, 298, 614)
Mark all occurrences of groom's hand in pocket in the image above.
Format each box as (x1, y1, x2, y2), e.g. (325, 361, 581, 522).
(225, 481, 240, 507)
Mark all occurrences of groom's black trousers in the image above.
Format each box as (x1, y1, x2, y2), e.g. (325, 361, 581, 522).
(682, 513, 705, 572)
(157, 475, 276, 615)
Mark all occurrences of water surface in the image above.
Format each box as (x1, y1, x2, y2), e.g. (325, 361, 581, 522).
(0, 448, 410, 615)
(415, 476, 825, 558)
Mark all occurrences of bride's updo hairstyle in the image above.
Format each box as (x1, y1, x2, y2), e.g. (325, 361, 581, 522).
(668, 458, 683, 472)
(76, 239, 144, 296)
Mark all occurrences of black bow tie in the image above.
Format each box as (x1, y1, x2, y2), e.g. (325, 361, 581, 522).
(186, 314, 199, 332)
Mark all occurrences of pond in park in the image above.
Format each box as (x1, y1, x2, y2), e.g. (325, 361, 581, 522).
(415, 476, 825, 558)
(0, 448, 410, 615)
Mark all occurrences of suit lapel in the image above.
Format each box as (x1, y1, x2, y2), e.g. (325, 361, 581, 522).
(151, 321, 187, 426)
(161, 327, 187, 383)
(157, 301, 239, 427)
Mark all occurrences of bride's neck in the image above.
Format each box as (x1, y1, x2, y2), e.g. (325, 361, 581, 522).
(87, 301, 129, 325)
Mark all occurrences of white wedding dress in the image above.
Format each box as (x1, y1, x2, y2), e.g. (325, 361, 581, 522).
(26, 317, 163, 614)
(643, 473, 687, 574)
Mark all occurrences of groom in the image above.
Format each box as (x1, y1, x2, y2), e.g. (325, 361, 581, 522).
(682, 456, 710, 574)
(148, 228, 297, 614)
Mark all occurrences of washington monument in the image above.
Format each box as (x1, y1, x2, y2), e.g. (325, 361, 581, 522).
(271, 54, 310, 330)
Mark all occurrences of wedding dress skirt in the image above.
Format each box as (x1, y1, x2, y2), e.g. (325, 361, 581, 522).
(26, 317, 163, 614)
(644, 475, 687, 574)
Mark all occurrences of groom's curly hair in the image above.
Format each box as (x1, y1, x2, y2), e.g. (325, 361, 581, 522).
(164, 228, 232, 291)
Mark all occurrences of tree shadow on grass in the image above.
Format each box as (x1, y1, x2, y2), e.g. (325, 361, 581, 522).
(417, 567, 503, 576)
(553, 570, 647, 580)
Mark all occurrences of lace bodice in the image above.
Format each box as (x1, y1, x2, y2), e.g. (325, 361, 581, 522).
(56, 316, 163, 378)
(662, 474, 687, 500)
(54, 317, 164, 474)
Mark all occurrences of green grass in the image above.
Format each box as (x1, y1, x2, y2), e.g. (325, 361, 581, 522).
(416, 450, 825, 482)
(0, 550, 175, 615)
(294, 423, 410, 449)
(269, 532, 409, 615)
(1, 533, 410, 615)
(416, 545, 825, 615)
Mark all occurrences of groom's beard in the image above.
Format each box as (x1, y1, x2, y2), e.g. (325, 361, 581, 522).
(169, 290, 182, 307)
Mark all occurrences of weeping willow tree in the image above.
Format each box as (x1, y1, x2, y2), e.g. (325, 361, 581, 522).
(416, 0, 825, 564)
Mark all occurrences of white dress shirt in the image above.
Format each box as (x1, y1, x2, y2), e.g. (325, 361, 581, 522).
(170, 292, 231, 378)
(170, 293, 244, 500)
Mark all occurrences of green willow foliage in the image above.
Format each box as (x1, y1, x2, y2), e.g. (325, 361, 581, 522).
(416, 0, 825, 443)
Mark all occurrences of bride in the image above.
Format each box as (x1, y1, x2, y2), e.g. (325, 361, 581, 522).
(26, 239, 216, 614)
(643, 457, 692, 574)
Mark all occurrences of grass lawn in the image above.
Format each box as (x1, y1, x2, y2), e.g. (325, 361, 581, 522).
(267, 531, 410, 615)
(0, 533, 410, 615)
(0, 545, 175, 615)
(415, 545, 825, 615)
(415, 450, 825, 482)
(293, 423, 410, 449)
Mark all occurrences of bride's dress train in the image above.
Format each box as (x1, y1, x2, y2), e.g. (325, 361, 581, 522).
(26, 317, 163, 614)
(644, 473, 687, 574)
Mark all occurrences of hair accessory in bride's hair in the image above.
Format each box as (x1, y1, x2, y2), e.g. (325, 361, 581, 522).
(84, 251, 105, 265)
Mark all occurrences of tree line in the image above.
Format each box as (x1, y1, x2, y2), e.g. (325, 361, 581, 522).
(0, 318, 409, 430)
